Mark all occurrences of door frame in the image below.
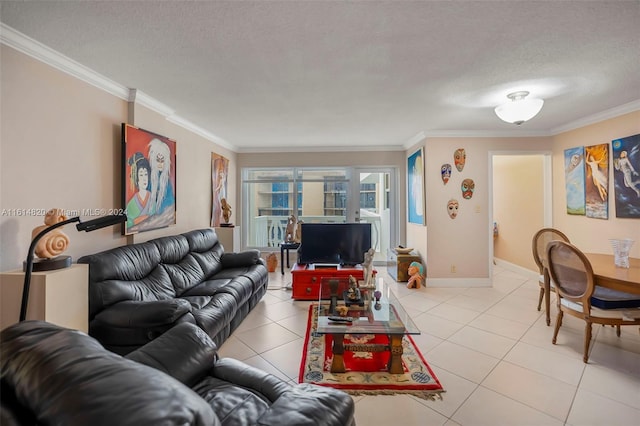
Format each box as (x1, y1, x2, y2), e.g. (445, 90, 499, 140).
(348, 167, 398, 264)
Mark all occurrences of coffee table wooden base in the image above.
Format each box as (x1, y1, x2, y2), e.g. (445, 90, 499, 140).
(329, 333, 404, 374)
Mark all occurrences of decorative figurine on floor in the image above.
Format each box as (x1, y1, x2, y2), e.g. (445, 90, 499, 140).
(285, 215, 296, 242)
(266, 252, 277, 272)
(407, 261, 425, 289)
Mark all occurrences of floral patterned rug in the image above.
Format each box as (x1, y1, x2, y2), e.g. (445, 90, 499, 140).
(299, 304, 445, 401)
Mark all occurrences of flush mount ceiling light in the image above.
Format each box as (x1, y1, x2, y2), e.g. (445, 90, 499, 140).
(494, 91, 544, 125)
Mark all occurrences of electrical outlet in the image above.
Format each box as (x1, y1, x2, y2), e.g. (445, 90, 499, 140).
(450, 265, 456, 273)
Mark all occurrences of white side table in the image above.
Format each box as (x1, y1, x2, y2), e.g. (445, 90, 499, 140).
(1, 263, 88, 332)
(215, 226, 241, 252)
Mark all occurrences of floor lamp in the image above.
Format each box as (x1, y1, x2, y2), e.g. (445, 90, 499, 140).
(19, 214, 126, 322)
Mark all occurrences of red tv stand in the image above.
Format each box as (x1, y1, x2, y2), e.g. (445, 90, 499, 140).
(291, 263, 364, 300)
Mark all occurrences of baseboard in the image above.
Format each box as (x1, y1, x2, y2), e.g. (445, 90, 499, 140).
(424, 278, 491, 288)
(493, 258, 538, 279)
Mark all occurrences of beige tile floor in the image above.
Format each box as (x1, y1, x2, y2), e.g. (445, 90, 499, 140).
(219, 264, 640, 426)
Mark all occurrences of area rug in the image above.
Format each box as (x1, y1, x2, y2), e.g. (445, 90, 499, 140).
(298, 304, 445, 401)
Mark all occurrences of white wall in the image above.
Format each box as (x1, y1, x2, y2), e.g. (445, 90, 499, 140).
(0, 45, 230, 271)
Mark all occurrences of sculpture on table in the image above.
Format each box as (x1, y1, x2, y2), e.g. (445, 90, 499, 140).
(346, 275, 361, 301)
(285, 215, 297, 242)
(32, 208, 70, 259)
(220, 198, 233, 226)
(407, 261, 425, 289)
(362, 247, 375, 287)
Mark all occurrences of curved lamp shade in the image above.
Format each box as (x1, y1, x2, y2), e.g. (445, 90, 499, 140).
(494, 91, 544, 125)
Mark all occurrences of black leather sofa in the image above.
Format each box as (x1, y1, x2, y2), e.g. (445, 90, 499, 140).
(1, 321, 356, 426)
(78, 228, 268, 355)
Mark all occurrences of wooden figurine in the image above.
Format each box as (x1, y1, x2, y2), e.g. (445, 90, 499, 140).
(285, 215, 296, 242)
(220, 198, 232, 224)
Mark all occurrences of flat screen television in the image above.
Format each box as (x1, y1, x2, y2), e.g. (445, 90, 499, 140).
(298, 223, 372, 266)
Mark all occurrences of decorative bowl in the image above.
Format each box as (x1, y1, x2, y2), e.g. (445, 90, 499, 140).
(395, 247, 414, 254)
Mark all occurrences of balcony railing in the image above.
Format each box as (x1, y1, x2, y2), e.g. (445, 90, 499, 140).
(251, 213, 382, 255)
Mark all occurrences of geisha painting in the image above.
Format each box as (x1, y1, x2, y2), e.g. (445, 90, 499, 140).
(122, 124, 177, 235)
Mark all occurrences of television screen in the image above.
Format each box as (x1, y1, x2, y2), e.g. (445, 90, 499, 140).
(298, 223, 372, 266)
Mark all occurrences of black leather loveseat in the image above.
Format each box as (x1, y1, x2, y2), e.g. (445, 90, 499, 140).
(78, 228, 268, 355)
(1, 321, 356, 426)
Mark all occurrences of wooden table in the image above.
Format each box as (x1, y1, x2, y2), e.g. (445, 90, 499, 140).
(543, 253, 640, 325)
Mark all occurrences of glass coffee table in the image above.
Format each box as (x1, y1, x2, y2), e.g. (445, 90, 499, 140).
(314, 277, 420, 374)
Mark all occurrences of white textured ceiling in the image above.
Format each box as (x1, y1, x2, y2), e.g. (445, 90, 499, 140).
(1, 1, 639, 152)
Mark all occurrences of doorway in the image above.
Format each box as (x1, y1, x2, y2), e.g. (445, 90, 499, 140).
(490, 153, 552, 274)
(349, 168, 397, 264)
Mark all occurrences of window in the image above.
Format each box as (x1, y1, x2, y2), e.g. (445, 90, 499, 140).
(243, 168, 348, 247)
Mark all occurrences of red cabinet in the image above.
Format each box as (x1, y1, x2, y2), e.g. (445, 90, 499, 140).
(291, 264, 364, 300)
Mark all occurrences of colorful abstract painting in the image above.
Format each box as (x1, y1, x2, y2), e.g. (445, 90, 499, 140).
(612, 134, 640, 218)
(584, 143, 609, 219)
(564, 146, 586, 215)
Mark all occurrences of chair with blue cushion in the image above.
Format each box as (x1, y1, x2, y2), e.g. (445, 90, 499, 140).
(546, 240, 640, 363)
(532, 228, 570, 325)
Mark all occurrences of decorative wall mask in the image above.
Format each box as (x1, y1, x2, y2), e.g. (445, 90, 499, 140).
(447, 199, 459, 219)
(454, 148, 466, 172)
(441, 163, 452, 184)
(461, 179, 475, 199)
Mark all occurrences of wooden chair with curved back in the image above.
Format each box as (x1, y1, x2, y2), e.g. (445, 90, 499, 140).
(531, 228, 570, 325)
(546, 240, 640, 363)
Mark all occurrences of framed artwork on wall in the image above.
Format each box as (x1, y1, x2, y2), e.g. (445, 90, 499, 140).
(612, 133, 640, 218)
(407, 147, 425, 225)
(211, 153, 229, 227)
(563, 146, 586, 216)
(121, 123, 177, 235)
(584, 143, 609, 219)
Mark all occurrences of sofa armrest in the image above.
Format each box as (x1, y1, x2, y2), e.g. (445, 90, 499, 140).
(212, 357, 292, 401)
(257, 384, 355, 426)
(93, 299, 191, 327)
(126, 323, 217, 387)
(221, 249, 263, 268)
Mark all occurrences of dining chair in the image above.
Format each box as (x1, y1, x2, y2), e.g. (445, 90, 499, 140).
(531, 228, 570, 325)
(546, 241, 640, 363)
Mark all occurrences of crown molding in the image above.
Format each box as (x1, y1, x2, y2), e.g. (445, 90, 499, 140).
(237, 144, 406, 154)
(1, 23, 236, 151)
(1, 23, 129, 100)
(549, 99, 640, 135)
(166, 115, 236, 151)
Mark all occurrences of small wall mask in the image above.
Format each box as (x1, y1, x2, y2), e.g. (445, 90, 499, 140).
(454, 148, 466, 172)
(441, 163, 452, 184)
(447, 199, 459, 219)
(461, 178, 475, 199)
